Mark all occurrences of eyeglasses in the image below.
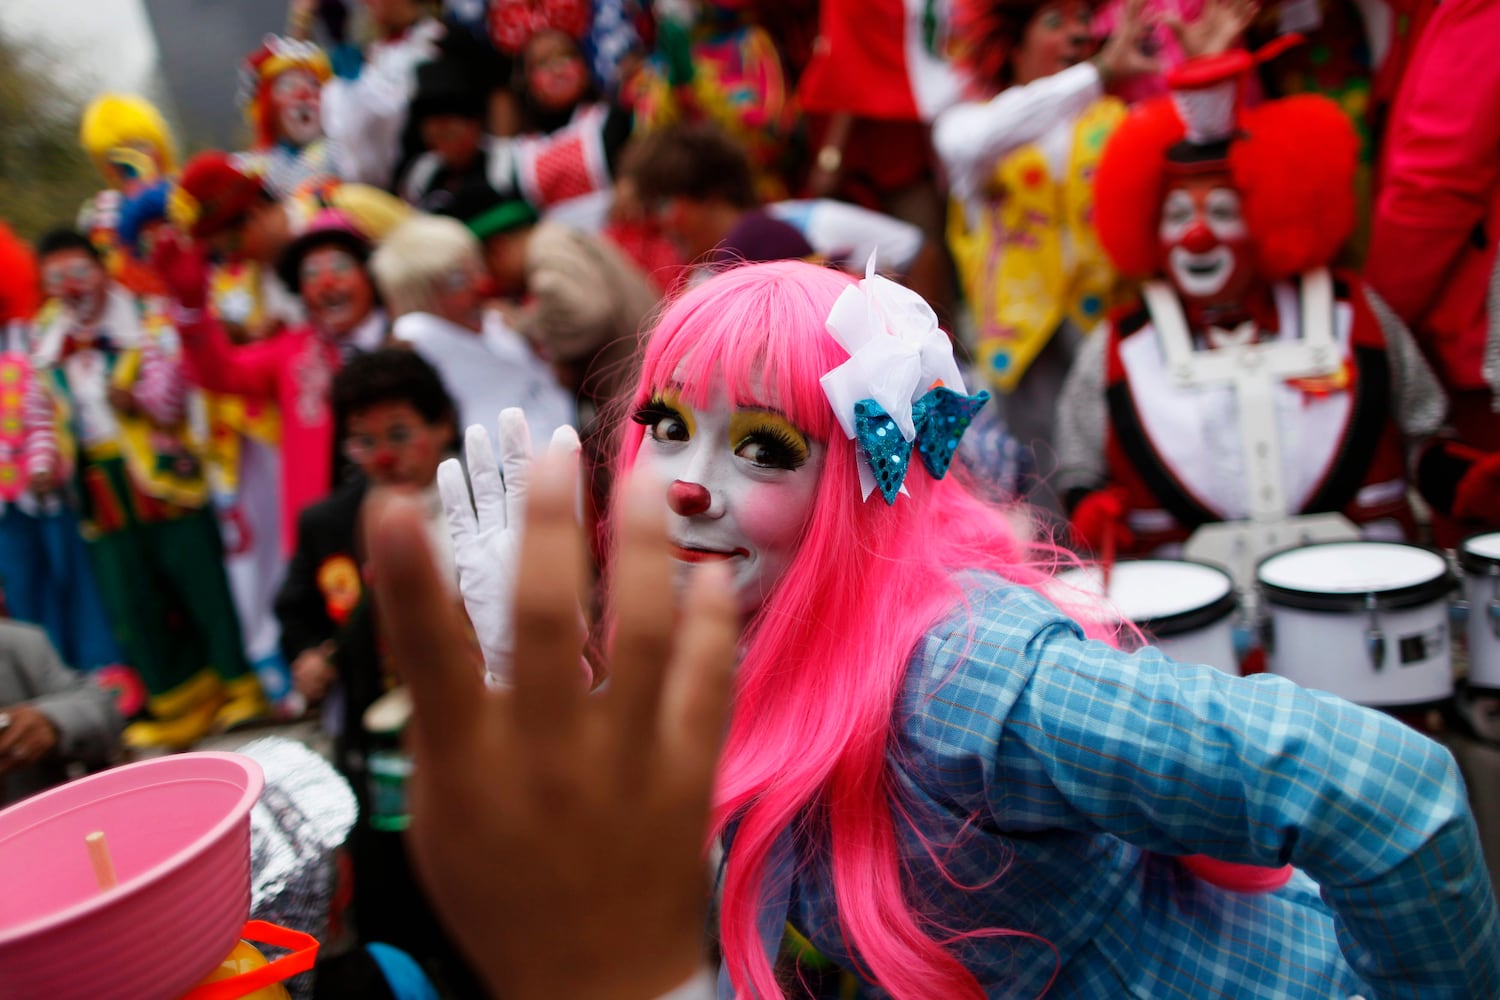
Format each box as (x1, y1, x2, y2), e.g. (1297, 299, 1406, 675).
(42, 260, 99, 292)
(343, 423, 421, 462)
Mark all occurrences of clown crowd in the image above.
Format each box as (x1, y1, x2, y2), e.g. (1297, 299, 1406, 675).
(1, 0, 1500, 996)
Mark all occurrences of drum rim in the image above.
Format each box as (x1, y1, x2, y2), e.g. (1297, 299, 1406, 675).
(1255, 540, 1456, 613)
(1140, 587, 1238, 637)
(1459, 531, 1500, 575)
(1057, 559, 1237, 636)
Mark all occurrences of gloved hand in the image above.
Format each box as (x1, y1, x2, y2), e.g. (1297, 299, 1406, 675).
(1069, 485, 1135, 555)
(150, 228, 210, 312)
(1454, 450, 1500, 525)
(440, 408, 583, 687)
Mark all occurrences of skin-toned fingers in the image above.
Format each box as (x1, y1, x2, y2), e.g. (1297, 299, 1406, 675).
(367, 492, 485, 758)
(548, 423, 584, 525)
(605, 467, 679, 779)
(437, 458, 478, 549)
(465, 423, 507, 533)
(497, 408, 534, 530)
(656, 561, 738, 806)
(510, 451, 589, 747)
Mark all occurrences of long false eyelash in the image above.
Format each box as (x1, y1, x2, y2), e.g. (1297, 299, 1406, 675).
(631, 395, 681, 426)
(743, 425, 809, 470)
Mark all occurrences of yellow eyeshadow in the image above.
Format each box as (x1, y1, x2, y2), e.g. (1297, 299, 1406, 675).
(653, 388, 696, 438)
(728, 410, 811, 460)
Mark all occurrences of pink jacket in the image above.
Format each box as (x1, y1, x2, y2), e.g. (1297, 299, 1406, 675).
(177, 314, 344, 556)
(1366, 0, 1500, 392)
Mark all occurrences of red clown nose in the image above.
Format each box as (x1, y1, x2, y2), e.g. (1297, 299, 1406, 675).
(667, 480, 711, 516)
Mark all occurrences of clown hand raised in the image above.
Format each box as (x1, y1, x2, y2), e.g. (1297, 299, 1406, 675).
(439, 408, 583, 687)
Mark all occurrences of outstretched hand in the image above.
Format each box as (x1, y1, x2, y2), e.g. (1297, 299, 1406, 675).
(149, 227, 210, 312)
(367, 457, 739, 1000)
(1094, 0, 1162, 84)
(1164, 0, 1258, 60)
(439, 409, 582, 686)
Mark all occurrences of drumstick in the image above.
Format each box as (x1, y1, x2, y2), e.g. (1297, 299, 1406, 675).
(86, 831, 118, 891)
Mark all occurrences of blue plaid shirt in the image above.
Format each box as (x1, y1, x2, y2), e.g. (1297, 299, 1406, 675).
(733, 578, 1500, 998)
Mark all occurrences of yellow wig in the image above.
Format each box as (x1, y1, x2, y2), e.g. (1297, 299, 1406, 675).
(79, 94, 179, 178)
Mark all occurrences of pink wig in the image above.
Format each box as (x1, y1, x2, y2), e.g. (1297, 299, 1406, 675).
(607, 261, 1112, 998)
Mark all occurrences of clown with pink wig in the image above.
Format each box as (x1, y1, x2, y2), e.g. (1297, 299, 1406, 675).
(410, 251, 1500, 998)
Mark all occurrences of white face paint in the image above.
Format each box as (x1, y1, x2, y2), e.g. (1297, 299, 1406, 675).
(1159, 184, 1250, 301)
(633, 386, 825, 615)
(272, 70, 323, 147)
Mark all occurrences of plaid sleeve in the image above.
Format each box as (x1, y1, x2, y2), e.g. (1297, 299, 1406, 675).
(904, 581, 1500, 998)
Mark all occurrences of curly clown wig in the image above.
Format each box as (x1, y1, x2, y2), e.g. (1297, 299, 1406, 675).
(950, 0, 1099, 96)
(1093, 92, 1358, 282)
(239, 36, 333, 149)
(79, 93, 178, 181)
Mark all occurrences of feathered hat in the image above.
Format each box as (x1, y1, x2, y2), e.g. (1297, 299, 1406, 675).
(239, 35, 333, 149)
(79, 93, 179, 184)
(1093, 43, 1358, 282)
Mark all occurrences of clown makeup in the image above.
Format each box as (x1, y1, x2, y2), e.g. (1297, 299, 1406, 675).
(525, 31, 589, 112)
(344, 401, 450, 489)
(271, 69, 324, 148)
(300, 246, 375, 338)
(632, 386, 824, 615)
(41, 249, 108, 324)
(1158, 172, 1255, 307)
(1012, 0, 1095, 86)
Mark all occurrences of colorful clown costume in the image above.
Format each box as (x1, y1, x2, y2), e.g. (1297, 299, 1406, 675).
(27, 286, 262, 746)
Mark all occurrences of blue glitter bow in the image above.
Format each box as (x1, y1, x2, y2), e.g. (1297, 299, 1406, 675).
(854, 386, 990, 504)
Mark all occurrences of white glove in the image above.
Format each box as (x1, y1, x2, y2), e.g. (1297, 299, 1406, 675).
(439, 408, 582, 687)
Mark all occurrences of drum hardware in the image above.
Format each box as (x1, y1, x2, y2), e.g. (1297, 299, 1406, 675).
(1459, 533, 1500, 693)
(1364, 593, 1385, 671)
(1487, 565, 1500, 641)
(1257, 541, 1456, 709)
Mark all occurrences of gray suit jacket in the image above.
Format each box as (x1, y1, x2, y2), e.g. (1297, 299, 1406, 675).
(0, 621, 121, 805)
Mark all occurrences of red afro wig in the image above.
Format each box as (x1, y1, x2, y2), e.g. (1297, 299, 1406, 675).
(0, 223, 41, 323)
(1094, 93, 1358, 281)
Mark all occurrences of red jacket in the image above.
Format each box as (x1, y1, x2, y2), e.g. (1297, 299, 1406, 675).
(1366, 0, 1500, 392)
(177, 315, 347, 556)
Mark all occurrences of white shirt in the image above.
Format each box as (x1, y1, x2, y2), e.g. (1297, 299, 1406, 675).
(392, 310, 576, 450)
(766, 199, 924, 274)
(933, 61, 1105, 223)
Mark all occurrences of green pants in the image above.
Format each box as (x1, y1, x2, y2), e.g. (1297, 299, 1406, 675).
(79, 454, 248, 709)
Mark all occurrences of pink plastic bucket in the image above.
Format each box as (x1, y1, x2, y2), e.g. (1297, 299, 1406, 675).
(0, 752, 264, 1000)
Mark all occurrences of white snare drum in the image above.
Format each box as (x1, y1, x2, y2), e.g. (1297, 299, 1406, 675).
(1055, 560, 1239, 673)
(1257, 541, 1455, 708)
(1460, 533, 1500, 693)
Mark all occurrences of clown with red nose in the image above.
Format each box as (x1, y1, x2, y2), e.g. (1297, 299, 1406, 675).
(1054, 48, 1452, 583)
(238, 35, 342, 199)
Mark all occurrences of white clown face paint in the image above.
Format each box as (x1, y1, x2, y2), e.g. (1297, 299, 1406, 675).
(1157, 172, 1255, 309)
(633, 385, 825, 616)
(272, 69, 324, 148)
